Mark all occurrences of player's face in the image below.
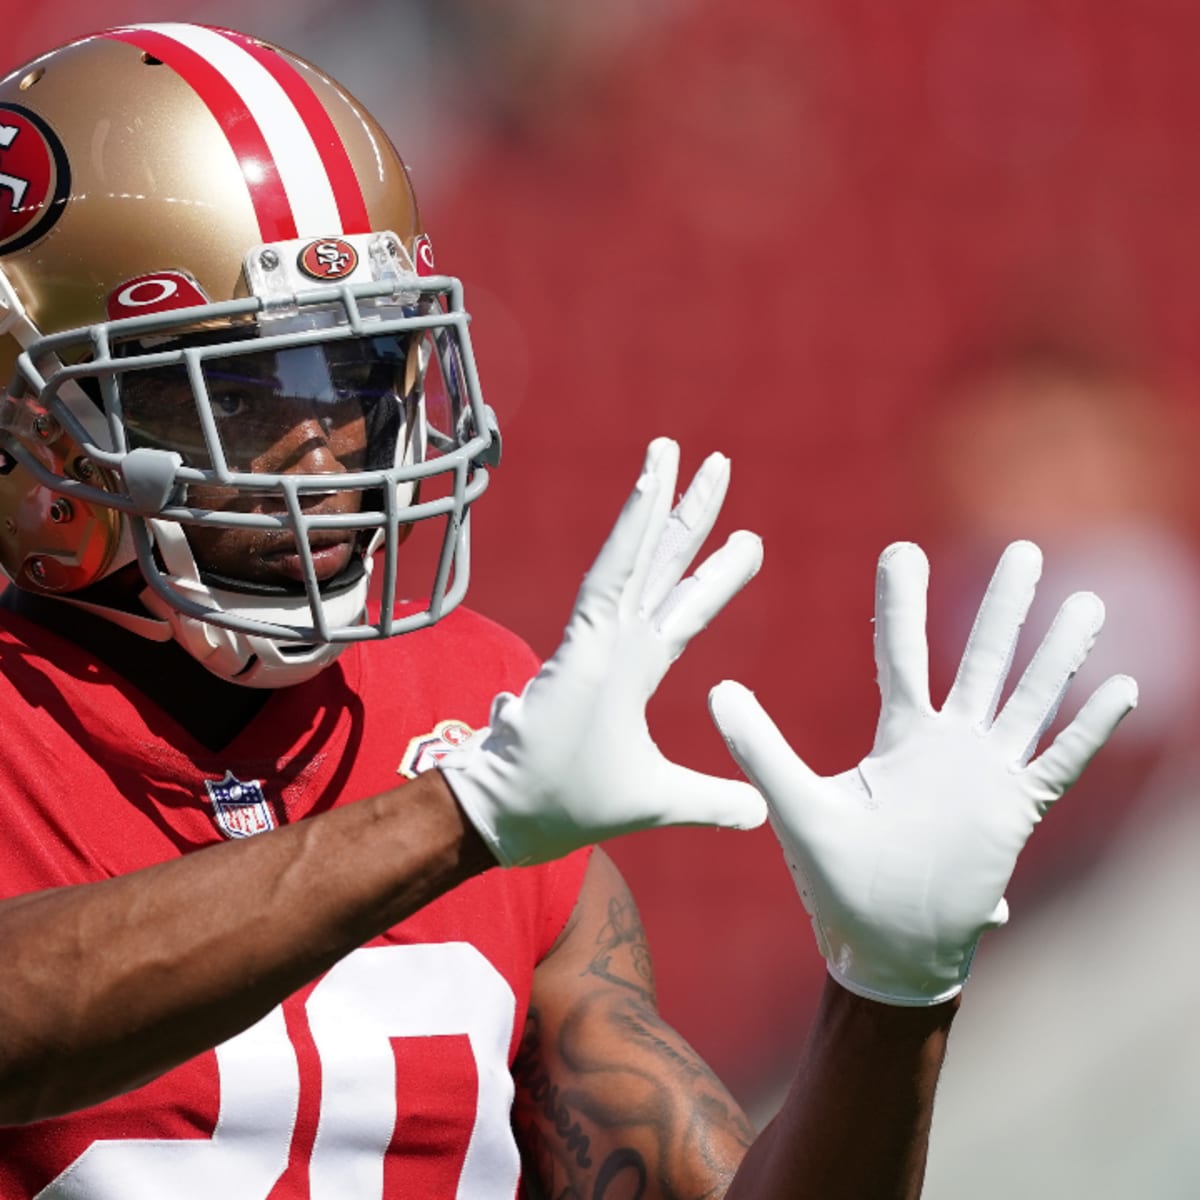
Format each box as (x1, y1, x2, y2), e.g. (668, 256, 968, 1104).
(180, 385, 366, 587)
(121, 338, 408, 587)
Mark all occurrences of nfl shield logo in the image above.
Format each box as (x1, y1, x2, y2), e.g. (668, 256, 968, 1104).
(205, 771, 276, 839)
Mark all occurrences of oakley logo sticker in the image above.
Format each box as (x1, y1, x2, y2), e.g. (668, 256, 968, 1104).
(0, 104, 71, 255)
(414, 233, 436, 276)
(106, 271, 211, 320)
(297, 238, 359, 281)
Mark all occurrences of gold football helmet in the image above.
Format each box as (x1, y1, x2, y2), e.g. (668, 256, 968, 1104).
(0, 24, 498, 686)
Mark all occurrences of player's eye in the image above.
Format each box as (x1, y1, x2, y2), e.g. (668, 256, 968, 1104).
(212, 390, 249, 419)
(332, 364, 396, 403)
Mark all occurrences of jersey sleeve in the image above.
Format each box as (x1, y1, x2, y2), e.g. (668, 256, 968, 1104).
(531, 846, 593, 962)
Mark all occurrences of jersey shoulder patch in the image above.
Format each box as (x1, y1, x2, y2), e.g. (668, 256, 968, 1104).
(397, 718, 475, 779)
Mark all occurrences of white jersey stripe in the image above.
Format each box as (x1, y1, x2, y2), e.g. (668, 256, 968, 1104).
(134, 23, 344, 237)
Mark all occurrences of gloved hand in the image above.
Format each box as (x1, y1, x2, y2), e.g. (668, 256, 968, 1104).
(440, 437, 766, 867)
(710, 540, 1138, 1006)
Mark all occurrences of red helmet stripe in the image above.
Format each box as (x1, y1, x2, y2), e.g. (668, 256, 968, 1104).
(102, 27, 298, 242)
(216, 29, 372, 235)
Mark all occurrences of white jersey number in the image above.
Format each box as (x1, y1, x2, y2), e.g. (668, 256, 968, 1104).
(37, 943, 519, 1199)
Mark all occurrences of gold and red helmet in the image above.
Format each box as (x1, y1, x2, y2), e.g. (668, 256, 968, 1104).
(0, 23, 498, 686)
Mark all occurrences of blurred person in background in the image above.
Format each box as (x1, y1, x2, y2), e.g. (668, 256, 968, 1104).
(907, 334, 1200, 1198)
(0, 21, 1137, 1200)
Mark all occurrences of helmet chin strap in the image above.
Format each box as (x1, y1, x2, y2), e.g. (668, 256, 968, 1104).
(136, 518, 368, 688)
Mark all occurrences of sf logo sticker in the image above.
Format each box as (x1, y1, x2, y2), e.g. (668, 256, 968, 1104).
(398, 719, 475, 779)
(297, 237, 359, 280)
(0, 103, 71, 255)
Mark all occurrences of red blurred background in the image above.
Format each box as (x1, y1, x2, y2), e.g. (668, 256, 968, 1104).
(5, 2, 1200, 1190)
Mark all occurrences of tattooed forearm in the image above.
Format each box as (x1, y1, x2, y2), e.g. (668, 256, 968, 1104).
(520, 1132, 649, 1200)
(594, 1148, 648, 1198)
(610, 1007, 755, 1141)
(611, 1009, 707, 1082)
(515, 1007, 667, 1198)
(550, 996, 752, 1194)
(515, 1010, 595, 1172)
(569, 997, 758, 1153)
(517, 1123, 585, 1200)
(585, 896, 656, 1000)
(517, 856, 754, 1198)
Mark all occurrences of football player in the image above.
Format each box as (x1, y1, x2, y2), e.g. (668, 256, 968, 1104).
(0, 24, 1135, 1198)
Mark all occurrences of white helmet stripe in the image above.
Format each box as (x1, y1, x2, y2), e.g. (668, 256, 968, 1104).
(120, 23, 345, 238)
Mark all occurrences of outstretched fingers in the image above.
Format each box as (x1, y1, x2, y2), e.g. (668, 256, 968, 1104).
(1024, 674, 1139, 808)
(991, 591, 1105, 763)
(640, 450, 731, 619)
(872, 544, 933, 745)
(623, 437, 681, 616)
(945, 541, 1042, 725)
(576, 438, 675, 614)
(655, 530, 763, 659)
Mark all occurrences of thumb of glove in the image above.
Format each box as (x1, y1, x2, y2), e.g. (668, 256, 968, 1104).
(653, 758, 768, 831)
(709, 680, 825, 815)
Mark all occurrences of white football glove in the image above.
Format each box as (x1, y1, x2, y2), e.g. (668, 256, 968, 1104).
(710, 540, 1138, 1006)
(440, 437, 767, 867)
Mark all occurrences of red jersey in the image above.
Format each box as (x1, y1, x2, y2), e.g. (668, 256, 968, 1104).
(0, 605, 590, 1199)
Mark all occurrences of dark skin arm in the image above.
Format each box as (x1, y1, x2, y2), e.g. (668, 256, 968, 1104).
(517, 849, 956, 1200)
(1, 785, 954, 1199)
(0, 768, 494, 1126)
(725, 987, 957, 1200)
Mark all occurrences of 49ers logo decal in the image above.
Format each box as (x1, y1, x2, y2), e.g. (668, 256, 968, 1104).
(0, 103, 71, 255)
(398, 719, 475, 779)
(297, 237, 359, 280)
